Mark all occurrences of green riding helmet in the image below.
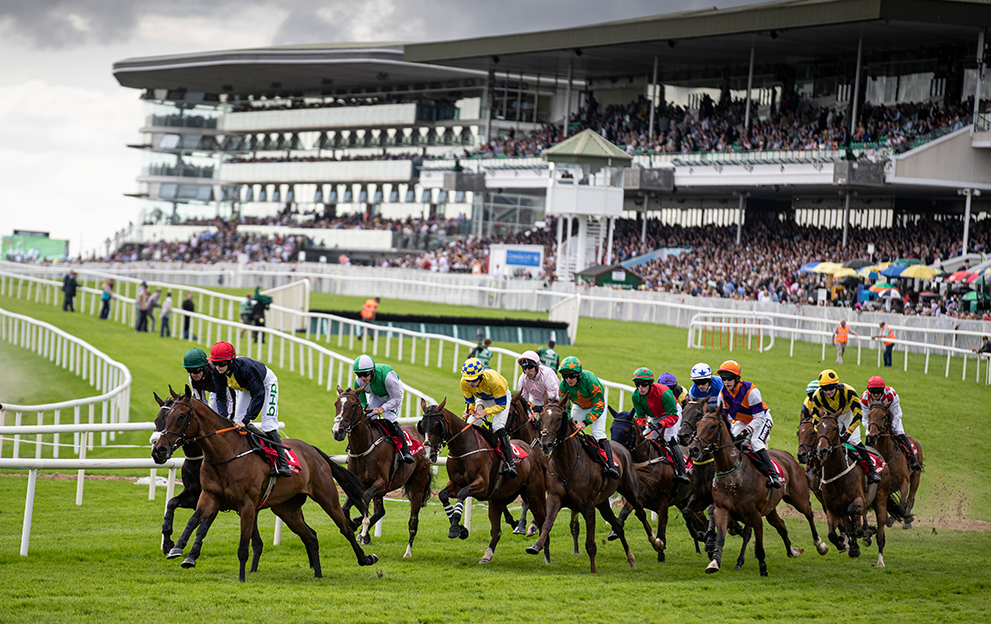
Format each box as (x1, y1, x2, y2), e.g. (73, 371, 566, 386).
(805, 380, 820, 397)
(559, 356, 583, 375)
(183, 348, 208, 370)
(632, 367, 655, 382)
(353, 354, 375, 374)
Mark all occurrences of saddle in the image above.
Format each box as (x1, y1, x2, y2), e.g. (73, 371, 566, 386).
(252, 434, 301, 475)
(844, 443, 887, 475)
(646, 439, 694, 472)
(578, 434, 609, 467)
(744, 451, 785, 481)
(371, 420, 424, 456)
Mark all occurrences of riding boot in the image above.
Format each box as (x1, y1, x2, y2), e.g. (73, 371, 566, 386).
(856, 443, 882, 484)
(385, 419, 415, 464)
(757, 448, 782, 489)
(665, 438, 691, 484)
(599, 439, 621, 480)
(897, 433, 922, 471)
(495, 429, 517, 478)
(266, 430, 292, 477)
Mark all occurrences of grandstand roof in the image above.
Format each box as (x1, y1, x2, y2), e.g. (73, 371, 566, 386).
(113, 44, 486, 97)
(405, 0, 991, 81)
(542, 129, 633, 165)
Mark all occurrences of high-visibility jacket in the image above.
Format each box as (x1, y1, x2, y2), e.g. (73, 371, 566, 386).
(360, 298, 378, 319)
(881, 326, 896, 347)
(835, 323, 849, 344)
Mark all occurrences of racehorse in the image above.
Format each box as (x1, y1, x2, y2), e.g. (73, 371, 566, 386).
(332, 386, 433, 557)
(796, 410, 824, 508)
(524, 398, 664, 573)
(687, 413, 827, 576)
(865, 405, 922, 529)
(677, 400, 754, 567)
(152, 389, 262, 570)
(606, 406, 706, 562)
(152, 386, 378, 581)
(813, 413, 891, 567)
(418, 398, 549, 565)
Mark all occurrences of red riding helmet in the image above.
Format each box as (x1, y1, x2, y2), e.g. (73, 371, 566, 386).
(208, 341, 236, 362)
(867, 375, 885, 389)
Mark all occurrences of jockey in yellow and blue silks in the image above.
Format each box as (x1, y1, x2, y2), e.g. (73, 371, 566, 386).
(810, 369, 881, 484)
(460, 358, 515, 478)
(558, 356, 619, 479)
(688, 362, 723, 411)
(631, 367, 690, 484)
(714, 360, 781, 489)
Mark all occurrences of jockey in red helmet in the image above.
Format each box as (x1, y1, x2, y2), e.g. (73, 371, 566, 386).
(861, 375, 921, 471)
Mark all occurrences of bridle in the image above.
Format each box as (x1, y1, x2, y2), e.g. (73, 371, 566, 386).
(814, 413, 859, 484)
(156, 397, 242, 462)
(538, 405, 581, 453)
(865, 404, 891, 440)
(689, 414, 741, 477)
(334, 389, 374, 436)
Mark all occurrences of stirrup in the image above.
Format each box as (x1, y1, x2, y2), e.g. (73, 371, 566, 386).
(866, 471, 881, 484)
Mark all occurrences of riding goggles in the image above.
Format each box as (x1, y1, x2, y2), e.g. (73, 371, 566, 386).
(356, 371, 374, 378)
(634, 380, 652, 388)
(820, 383, 839, 392)
(520, 362, 536, 370)
(186, 366, 206, 375)
(718, 373, 738, 382)
(868, 387, 884, 396)
(561, 372, 580, 380)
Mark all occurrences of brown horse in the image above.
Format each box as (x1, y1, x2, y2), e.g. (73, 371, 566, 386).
(865, 405, 922, 529)
(525, 398, 664, 573)
(813, 413, 890, 567)
(677, 400, 754, 567)
(152, 390, 262, 570)
(331, 386, 433, 556)
(419, 398, 549, 565)
(607, 405, 705, 563)
(796, 410, 824, 508)
(687, 413, 827, 576)
(151, 386, 378, 582)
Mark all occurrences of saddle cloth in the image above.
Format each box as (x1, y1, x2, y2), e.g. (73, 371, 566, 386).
(372, 421, 425, 456)
(744, 452, 785, 480)
(844, 443, 887, 474)
(647, 439, 694, 473)
(510, 441, 529, 460)
(258, 439, 302, 475)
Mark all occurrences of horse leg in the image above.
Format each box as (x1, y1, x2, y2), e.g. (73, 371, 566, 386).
(514, 499, 530, 535)
(341, 496, 361, 533)
(161, 491, 192, 555)
(752, 517, 768, 577)
(582, 507, 599, 573)
(404, 483, 428, 560)
(168, 507, 204, 559)
(598, 502, 636, 570)
(249, 514, 263, 573)
(480, 503, 505, 564)
(706, 506, 729, 574)
(526, 494, 561, 558)
(705, 503, 717, 559)
(271, 502, 323, 578)
(655, 504, 670, 563)
(360, 496, 386, 546)
(846, 498, 865, 558)
(904, 470, 920, 529)
(783, 490, 828, 556)
(606, 500, 633, 542)
(236, 502, 259, 583)
(735, 523, 753, 570)
(765, 508, 803, 558)
(182, 512, 217, 569)
(310, 486, 378, 567)
(439, 484, 473, 540)
(570, 511, 581, 555)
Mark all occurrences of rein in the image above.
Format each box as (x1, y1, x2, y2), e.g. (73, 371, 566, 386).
(815, 414, 856, 484)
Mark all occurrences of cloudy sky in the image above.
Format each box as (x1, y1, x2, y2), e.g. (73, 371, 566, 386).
(0, 0, 760, 257)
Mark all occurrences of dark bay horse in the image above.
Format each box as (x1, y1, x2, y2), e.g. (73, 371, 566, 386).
(525, 399, 663, 573)
(687, 413, 827, 576)
(866, 405, 922, 529)
(607, 406, 704, 563)
(677, 400, 754, 568)
(419, 398, 549, 565)
(332, 386, 433, 557)
(152, 390, 262, 570)
(152, 386, 378, 582)
(813, 413, 890, 567)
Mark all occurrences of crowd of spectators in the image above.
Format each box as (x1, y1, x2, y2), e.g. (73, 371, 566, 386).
(224, 151, 423, 164)
(230, 96, 458, 113)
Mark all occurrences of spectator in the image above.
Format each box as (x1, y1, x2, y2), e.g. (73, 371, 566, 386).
(99, 279, 114, 320)
(61, 270, 78, 312)
(873, 321, 897, 367)
(147, 288, 162, 334)
(973, 336, 991, 356)
(135, 282, 149, 332)
(358, 296, 380, 338)
(159, 291, 173, 338)
(181, 292, 196, 340)
(832, 319, 858, 364)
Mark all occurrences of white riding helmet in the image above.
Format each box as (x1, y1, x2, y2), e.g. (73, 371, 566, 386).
(690, 362, 712, 381)
(518, 350, 540, 367)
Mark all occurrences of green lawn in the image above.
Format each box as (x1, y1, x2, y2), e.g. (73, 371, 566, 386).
(1, 289, 989, 623)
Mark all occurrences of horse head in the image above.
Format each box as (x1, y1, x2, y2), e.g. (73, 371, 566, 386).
(537, 396, 572, 455)
(796, 413, 817, 464)
(864, 405, 889, 447)
(813, 413, 842, 463)
(678, 400, 706, 446)
(418, 397, 449, 464)
(150, 392, 174, 445)
(333, 385, 368, 442)
(608, 405, 637, 450)
(687, 413, 725, 462)
(151, 385, 198, 464)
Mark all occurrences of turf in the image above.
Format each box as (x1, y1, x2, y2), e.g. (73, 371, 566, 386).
(1, 287, 989, 623)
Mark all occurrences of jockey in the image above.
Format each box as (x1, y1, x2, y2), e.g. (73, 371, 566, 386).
(800, 380, 821, 423)
(515, 350, 559, 418)
(630, 367, 690, 484)
(352, 354, 413, 464)
(810, 369, 881, 484)
(182, 347, 230, 412)
(861, 375, 922, 471)
(460, 358, 515, 478)
(688, 362, 724, 412)
(558, 356, 619, 479)
(657, 372, 689, 407)
(207, 341, 290, 477)
(714, 360, 782, 489)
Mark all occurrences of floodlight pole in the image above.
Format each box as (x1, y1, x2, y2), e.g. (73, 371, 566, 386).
(563, 63, 573, 137)
(735, 192, 748, 246)
(842, 191, 851, 248)
(959, 188, 977, 254)
(850, 36, 863, 147)
(642, 195, 649, 243)
(485, 69, 495, 144)
(973, 29, 986, 133)
(744, 44, 755, 129)
(649, 56, 658, 139)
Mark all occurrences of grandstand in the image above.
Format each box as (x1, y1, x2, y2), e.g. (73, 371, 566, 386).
(110, 0, 991, 285)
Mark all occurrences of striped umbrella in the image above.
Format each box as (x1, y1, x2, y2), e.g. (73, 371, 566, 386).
(869, 282, 896, 293)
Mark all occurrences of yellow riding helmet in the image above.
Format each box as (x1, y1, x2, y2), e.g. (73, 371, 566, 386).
(461, 358, 485, 381)
(818, 369, 840, 387)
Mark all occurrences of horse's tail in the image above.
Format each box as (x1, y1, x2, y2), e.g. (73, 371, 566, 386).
(403, 466, 434, 507)
(315, 447, 369, 517)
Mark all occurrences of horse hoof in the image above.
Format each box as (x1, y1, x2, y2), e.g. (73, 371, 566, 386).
(525, 544, 541, 556)
(363, 554, 379, 566)
(513, 526, 526, 535)
(606, 530, 619, 542)
(849, 547, 861, 558)
(166, 547, 183, 560)
(654, 537, 664, 552)
(180, 557, 196, 569)
(479, 557, 492, 564)
(447, 526, 461, 539)
(527, 525, 538, 537)
(706, 561, 720, 574)
(459, 527, 470, 540)
(789, 547, 804, 558)
(816, 541, 829, 556)
(760, 568, 768, 577)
